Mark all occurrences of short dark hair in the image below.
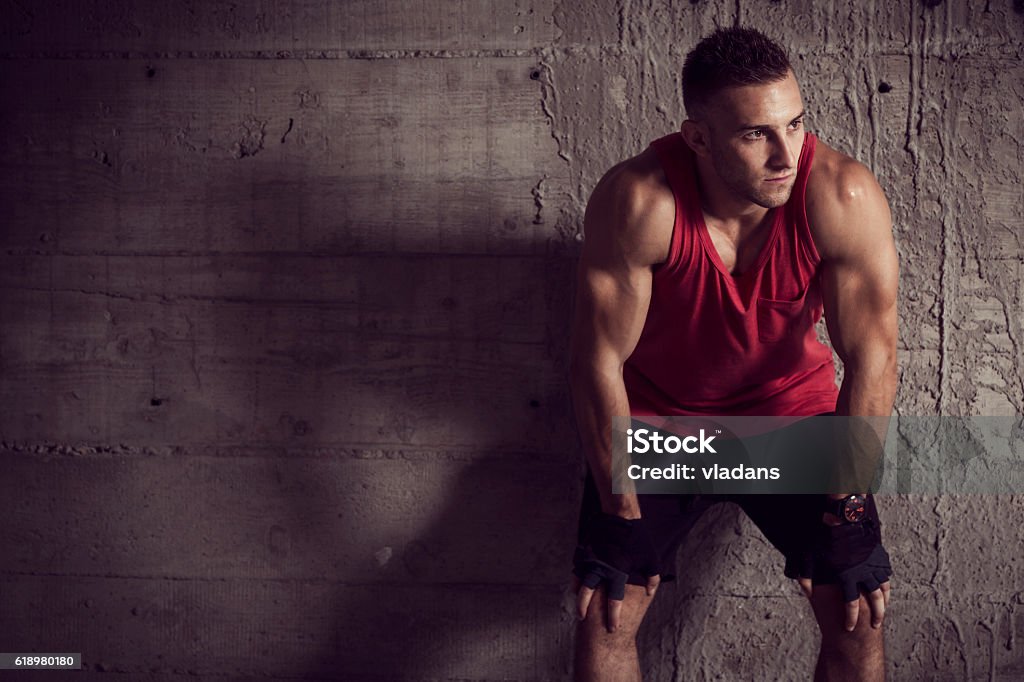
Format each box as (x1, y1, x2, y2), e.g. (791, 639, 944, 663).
(682, 27, 792, 118)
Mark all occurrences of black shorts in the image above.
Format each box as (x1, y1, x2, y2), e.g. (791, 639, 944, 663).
(577, 471, 824, 585)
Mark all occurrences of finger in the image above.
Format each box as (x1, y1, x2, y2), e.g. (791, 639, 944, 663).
(881, 580, 891, 608)
(576, 585, 595, 621)
(606, 596, 623, 633)
(844, 598, 860, 632)
(645, 574, 661, 597)
(797, 578, 812, 600)
(867, 587, 886, 629)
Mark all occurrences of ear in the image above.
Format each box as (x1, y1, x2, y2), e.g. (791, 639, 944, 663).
(680, 119, 712, 159)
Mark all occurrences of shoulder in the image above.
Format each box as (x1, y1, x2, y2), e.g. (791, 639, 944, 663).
(805, 140, 892, 261)
(583, 145, 676, 267)
(806, 140, 886, 208)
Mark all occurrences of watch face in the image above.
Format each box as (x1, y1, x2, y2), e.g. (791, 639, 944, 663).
(842, 495, 867, 523)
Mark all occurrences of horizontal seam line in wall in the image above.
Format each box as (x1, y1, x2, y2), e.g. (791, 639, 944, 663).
(0, 443, 570, 459)
(0, 44, 1020, 60)
(0, 47, 568, 60)
(0, 285, 525, 304)
(0, 571, 568, 588)
(0, 251, 567, 259)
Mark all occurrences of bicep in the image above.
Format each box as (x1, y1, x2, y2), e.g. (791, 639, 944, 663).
(819, 181, 898, 364)
(822, 250, 898, 363)
(570, 181, 656, 370)
(570, 255, 652, 369)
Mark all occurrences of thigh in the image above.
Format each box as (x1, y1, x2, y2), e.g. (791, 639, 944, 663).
(808, 582, 886, 676)
(734, 493, 821, 576)
(574, 583, 656, 682)
(739, 495, 887, 662)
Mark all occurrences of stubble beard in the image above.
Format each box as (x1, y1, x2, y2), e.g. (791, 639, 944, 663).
(708, 144, 796, 210)
(718, 163, 795, 210)
(747, 179, 795, 209)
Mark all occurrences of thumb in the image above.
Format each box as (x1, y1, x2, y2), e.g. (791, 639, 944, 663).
(646, 574, 661, 596)
(797, 578, 813, 600)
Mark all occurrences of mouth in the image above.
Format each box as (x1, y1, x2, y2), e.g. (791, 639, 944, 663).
(764, 175, 792, 183)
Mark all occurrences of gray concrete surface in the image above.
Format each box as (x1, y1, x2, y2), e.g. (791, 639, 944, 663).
(0, 1, 1022, 680)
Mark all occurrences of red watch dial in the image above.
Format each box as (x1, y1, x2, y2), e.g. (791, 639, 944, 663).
(842, 495, 866, 523)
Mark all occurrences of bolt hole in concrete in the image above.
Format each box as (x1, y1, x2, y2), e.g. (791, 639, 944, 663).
(150, 398, 163, 407)
(877, 82, 892, 93)
(530, 69, 541, 80)
(146, 66, 156, 78)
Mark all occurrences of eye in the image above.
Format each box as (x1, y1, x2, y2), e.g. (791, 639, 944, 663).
(744, 129, 765, 140)
(788, 118, 804, 130)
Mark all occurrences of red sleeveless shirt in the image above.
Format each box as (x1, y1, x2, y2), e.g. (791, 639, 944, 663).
(622, 132, 839, 417)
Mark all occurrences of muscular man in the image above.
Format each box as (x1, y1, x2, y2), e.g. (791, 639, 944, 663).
(568, 28, 898, 681)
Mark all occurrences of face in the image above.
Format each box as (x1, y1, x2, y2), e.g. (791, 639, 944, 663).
(692, 72, 806, 209)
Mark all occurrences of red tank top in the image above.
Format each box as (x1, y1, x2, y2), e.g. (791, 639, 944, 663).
(622, 132, 839, 417)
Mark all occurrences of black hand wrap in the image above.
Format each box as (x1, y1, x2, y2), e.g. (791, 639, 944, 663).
(810, 496, 892, 603)
(831, 543, 892, 603)
(573, 513, 659, 601)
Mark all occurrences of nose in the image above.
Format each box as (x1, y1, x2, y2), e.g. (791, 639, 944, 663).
(769, 135, 798, 170)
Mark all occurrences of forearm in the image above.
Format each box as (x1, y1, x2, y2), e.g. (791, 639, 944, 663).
(836, 350, 897, 418)
(570, 361, 641, 519)
(832, 353, 897, 496)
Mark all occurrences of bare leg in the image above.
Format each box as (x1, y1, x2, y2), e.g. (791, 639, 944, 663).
(809, 584, 885, 682)
(574, 583, 659, 682)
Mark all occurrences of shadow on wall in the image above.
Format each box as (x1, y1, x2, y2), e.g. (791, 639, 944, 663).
(200, 158, 587, 678)
(303, 459, 581, 680)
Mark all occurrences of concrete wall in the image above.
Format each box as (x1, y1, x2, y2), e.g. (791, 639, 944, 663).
(0, 1, 1021, 680)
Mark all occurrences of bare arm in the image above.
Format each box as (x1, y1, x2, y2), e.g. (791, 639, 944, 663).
(806, 152, 898, 630)
(569, 163, 672, 519)
(811, 157, 899, 490)
(814, 161, 898, 421)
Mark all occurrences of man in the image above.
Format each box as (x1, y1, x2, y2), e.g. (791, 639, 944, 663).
(568, 28, 898, 681)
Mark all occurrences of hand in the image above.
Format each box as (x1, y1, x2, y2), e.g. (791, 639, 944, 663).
(800, 497, 894, 632)
(798, 568, 891, 631)
(572, 513, 660, 632)
(572, 568, 660, 633)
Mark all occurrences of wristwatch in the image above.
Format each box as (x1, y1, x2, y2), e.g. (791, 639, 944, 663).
(826, 494, 867, 524)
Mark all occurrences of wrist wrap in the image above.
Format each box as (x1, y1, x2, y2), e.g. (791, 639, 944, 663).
(811, 495, 893, 602)
(572, 513, 659, 600)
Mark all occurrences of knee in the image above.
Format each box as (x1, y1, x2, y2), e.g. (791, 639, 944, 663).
(573, 585, 651, 655)
(819, 617, 885, 663)
(575, 608, 642, 653)
(573, 615, 643, 682)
